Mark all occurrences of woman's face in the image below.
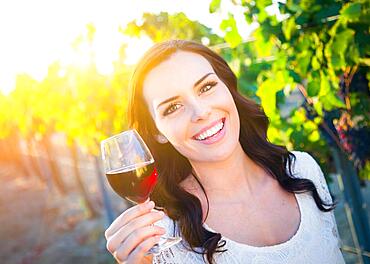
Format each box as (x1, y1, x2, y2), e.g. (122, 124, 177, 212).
(142, 51, 240, 163)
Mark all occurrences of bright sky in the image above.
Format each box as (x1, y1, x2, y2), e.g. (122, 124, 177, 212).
(0, 0, 260, 95)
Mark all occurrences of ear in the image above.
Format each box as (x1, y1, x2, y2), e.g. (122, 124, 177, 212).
(155, 134, 168, 144)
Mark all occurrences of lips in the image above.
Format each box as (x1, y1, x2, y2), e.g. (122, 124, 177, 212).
(192, 117, 226, 140)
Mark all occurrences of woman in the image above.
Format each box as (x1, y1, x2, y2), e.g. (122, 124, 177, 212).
(104, 39, 345, 264)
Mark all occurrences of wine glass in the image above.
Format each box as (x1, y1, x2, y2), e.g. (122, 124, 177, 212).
(100, 129, 182, 255)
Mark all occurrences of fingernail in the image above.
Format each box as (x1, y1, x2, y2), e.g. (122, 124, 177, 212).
(158, 211, 165, 217)
(147, 201, 155, 209)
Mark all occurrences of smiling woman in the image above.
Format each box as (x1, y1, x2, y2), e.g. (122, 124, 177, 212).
(142, 51, 240, 163)
(104, 39, 345, 264)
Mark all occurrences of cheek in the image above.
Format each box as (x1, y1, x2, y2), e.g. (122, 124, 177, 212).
(159, 123, 196, 160)
(153, 87, 240, 161)
(155, 115, 189, 144)
(213, 83, 236, 106)
(216, 87, 240, 126)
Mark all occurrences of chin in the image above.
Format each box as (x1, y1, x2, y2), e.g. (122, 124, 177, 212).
(192, 141, 239, 163)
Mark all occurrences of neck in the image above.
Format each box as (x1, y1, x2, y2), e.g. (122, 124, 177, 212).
(188, 143, 270, 201)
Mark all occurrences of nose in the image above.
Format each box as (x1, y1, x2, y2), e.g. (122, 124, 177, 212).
(190, 101, 211, 122)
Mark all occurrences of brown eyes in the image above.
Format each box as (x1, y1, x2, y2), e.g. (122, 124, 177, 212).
(199, 80, 218, 94)
(163, 81, 218, 116)
(163, 103, 181, 116)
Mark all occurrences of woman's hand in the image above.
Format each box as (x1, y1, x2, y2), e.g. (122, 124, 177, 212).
(105, 200, 166, 263)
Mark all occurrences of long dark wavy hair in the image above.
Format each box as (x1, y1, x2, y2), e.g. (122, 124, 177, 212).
(127, 39, 337, 263)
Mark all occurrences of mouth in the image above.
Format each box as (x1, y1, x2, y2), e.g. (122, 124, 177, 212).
(192, 117, 226, 142)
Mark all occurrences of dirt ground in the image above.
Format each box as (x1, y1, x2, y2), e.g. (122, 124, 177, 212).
(0, 161, 126, 264)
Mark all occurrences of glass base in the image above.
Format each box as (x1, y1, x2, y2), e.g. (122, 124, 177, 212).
(146, 236, 182, 256)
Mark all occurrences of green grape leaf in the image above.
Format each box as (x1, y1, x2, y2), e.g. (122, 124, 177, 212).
(308, 130, 320, 142)
(282, 17, 296, 41)
(209, 0, 221, 13)
(256, 79, 277, 117)
(321, 91, 346, 111)
(313, 101, 324, 117)
(297, 50, 313, 76)
(311, 56, 321, 71)
(319, 71, 331, 97)
(220, 14, 242, 48)
(359, 58, 370, 66)
(341, 2, 362, 22)
(307, 79, 320, 97)
(288, 70, 302, 83)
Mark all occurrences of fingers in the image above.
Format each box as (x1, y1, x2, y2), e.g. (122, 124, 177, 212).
(115, 235, 161, 263)
(106, 211, 165, 253)
(104, 200, 168, 264)
(113, 226, 165, 262)
(113, 251, 124, 263)
(105, 200, 155, 239)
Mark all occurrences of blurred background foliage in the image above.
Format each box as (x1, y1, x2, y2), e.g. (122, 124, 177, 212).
(209, 0, 370, 182)
(1, 0, 368, 183)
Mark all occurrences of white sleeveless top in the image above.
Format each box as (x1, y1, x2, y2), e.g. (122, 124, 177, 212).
(153, 151, 345, 264)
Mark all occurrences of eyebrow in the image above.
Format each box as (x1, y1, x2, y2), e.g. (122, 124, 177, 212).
(156, 72, 215, 110)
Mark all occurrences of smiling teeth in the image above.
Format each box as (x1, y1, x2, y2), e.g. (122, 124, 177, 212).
(195, 121, 224, 140)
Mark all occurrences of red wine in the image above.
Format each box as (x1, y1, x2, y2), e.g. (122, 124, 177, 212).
(106, 163, 158, 203)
